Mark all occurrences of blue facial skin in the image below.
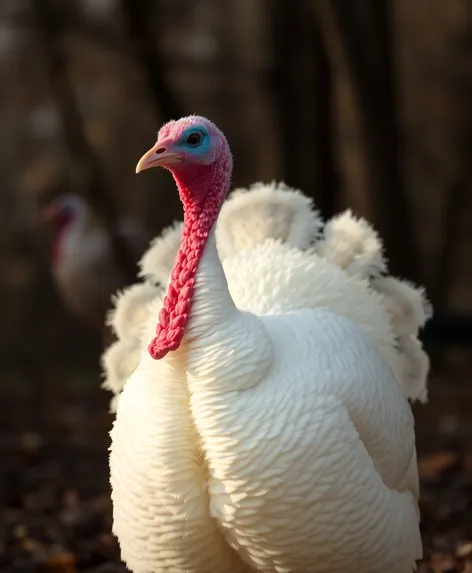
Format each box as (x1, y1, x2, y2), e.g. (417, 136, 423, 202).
(178, 126, 211, 156)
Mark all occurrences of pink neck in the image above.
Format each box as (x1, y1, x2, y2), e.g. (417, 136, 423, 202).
(51, 212, 74, 264)
(148, 161, 230, 360)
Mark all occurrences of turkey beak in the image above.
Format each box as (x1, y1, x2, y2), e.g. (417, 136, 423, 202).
(135, 140, 182, 173)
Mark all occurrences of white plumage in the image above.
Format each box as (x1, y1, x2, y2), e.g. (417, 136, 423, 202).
(106, 172, 431, 573)
(103, 182, 324, 411)
(138, 220, 185, 286)
(216, 181, 323, 257)
(104, 184, 430, 413)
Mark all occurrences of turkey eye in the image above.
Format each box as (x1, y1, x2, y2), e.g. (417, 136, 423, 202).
(186, 132, 203, 147)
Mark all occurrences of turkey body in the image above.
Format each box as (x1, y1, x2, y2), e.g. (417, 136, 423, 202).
(52, 222, 127, 326)
(44, 194, 148, 328)
(109, 116, 428, 573)
(111, 237, 422, 573)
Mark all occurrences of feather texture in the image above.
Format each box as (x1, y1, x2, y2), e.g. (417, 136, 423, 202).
(216, 181, 323, 258)
(105, 189, 431, 410)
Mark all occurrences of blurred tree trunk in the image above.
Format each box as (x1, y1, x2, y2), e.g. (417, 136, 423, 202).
(432, 3, 472, 312)
(120, 0, 184, 122)
(312, 0, 419, 280)
(215, 0, 250, 183)
(310, 6, 338, 218)
(270, 0, 338, 218)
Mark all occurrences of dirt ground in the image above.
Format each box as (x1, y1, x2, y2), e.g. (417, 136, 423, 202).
(1, 365, 471, 573)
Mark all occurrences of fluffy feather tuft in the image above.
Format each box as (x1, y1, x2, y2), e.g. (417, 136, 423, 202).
(102, 291, 165, 411)
(397, 335, 430, 404)
(223, 240, 402, 380)
(216, 181, 323, 258)
(138, 221, 183, 285)
(316, 210, 386, 279)
(100, 338, 141, 409)
(371, 277, 433, 336)
(314, 213, 432, 404)
(106, 282, 160, 341)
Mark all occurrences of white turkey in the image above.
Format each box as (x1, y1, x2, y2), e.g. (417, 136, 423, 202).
(103, 185, 430, 412)
(109, 115, 432, 573)
(42, 193, 148, 328)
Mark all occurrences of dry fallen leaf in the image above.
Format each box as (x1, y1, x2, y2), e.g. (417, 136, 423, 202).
(418, 451, 458, 479)
(457, 542, 472, 559)
(45, 552, 77, 573)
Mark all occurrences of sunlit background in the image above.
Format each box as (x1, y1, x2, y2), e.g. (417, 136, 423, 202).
(0, 1, 471, 571)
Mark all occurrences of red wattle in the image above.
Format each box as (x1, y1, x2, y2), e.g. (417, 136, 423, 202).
(148, 219, 208, 360)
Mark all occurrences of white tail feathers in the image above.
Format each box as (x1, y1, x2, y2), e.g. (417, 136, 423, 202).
(369, 278, 431, 403)
(138, 221, 183, 285)
(396, 335, 430, 404)
(217, 181, 323, 258)
(315, 211, 432, 404)
(103, 283, 162, 411)
(370, 277, 433, 336)
(107, 282, 160, 341)
(101, 338, 141, 411)
(316, 210, 386, 279)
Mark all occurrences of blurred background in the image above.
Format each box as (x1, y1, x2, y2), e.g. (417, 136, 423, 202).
(0, 0, 471, 571)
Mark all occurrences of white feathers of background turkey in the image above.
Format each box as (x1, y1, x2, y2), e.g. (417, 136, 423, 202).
(44, 194, 148, 327)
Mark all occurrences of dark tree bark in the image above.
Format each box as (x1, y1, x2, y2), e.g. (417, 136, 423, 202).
(270, 0, 302, 190)
(432, 176, 469, 312)
(309, 4, 338, 219)
(432, 2, 472, 312)
(421, 314, 472, 347)
(312, 0, 419, 280)
(269, 0, 338, 218)
(120, 0, 184, 122)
